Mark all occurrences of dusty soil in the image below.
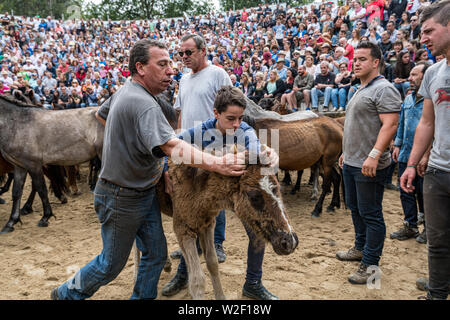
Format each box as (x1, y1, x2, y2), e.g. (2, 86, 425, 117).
(0, 164, 430, 300)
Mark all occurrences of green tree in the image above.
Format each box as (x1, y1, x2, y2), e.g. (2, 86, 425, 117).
(0, 0, 82, 19)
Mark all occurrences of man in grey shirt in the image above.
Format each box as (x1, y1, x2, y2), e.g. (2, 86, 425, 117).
(51, 39, 246, 300)
(337, 41, 401, 285)
(400, 0, 450, 300)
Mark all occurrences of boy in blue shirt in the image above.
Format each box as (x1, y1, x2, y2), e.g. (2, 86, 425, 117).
(162, 85, 280, 300)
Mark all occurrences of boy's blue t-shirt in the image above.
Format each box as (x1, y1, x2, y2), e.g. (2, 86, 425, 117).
(164, 118, 261, 171)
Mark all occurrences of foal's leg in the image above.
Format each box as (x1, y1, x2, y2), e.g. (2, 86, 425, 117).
(327, 166, 341, 212)
(311, 165, 332, 218)
(311, 165, 320, 201)
(28, 170, 55, 227)
(290, 170, 303, 195)
(180, 235, 205, 300)
(1, 167, 27, 233)
(199, 223, 226, 300)
(20, 186, 36, 215)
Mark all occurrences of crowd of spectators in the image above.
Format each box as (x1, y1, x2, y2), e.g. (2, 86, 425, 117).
(0, 0, 442, 112)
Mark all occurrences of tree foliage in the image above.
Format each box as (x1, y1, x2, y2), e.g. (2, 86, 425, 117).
(0, 0, 82, 19)
(83, 0, 214, 20)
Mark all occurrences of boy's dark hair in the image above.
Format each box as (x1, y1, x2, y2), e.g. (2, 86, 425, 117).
(356, 41, 385, 72)
(214, 85, 247, 114)
(420, 0, 450, 25)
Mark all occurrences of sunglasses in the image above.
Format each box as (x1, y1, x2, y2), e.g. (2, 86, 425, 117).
(178, 49, 196, 57)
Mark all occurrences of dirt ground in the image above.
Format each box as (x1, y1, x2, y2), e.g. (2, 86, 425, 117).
(0, 164, 430, 300)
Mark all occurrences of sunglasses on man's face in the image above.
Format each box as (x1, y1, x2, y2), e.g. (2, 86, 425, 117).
(178, 49, 196, 57)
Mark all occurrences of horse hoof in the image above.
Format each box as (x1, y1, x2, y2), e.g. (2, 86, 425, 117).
(0, 226, 14, 234)
(290, 189, 298, 195)
(311, 211, 321, 218)
(326, 206, 335, 212)
(59, 196, 68, 204)
(0, 198, 5, 204)
(37, 220, 49, 227)
(72, 191, 82, 197)
(20, 207, 33, 216)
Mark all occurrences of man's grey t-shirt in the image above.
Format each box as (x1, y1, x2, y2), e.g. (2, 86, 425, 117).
(418, 59, 450, 172)
(97, 80, 176, 190)
(174, 65, 232, 129)
(343, 76, 402, 169)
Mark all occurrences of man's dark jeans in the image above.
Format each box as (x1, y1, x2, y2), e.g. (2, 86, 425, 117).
(398, 162, 424, 228)
(56, 179, 167, 300)
(343, 164, 389, 266)
(423, 168, 450, 300)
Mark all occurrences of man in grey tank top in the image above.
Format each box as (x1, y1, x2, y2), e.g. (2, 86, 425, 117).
(400, 0, 450, 300)
(51, 39, 246, 300)
(337, 41, 401, 285)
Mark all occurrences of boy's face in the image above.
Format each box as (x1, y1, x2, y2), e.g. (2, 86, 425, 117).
(214, 105, 245, 134)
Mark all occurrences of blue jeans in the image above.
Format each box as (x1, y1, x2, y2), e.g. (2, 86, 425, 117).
(331, 87, 349, 109)
(311, 87, 332, 111)
(343, 164, 389, 266)
(398, 162, 424, 228)
(56, 179, 167, 300)
(177, 210, 265, 282)
(347, 85, 358, 102)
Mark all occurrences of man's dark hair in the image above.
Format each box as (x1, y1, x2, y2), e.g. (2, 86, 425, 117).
(420, 0, 450, 25)
(214, 85, 247, 114)
(180, 34, 206, 49)
(356, 41, 385, 72)
(415, 61, 431, 76)
(129, 39, 167, 76)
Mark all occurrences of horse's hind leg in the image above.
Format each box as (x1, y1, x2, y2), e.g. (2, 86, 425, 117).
(290, 170, 303, 195)
(180, 235, 205, 300)
(0, 173, 14, 195)
(1, 167, 27, 233)
(311, 165, 320, 201)
(66, 166, 81, 196)
(28, 170, 55, 227)
(199, 223, 226, 300)
(311, 165, 332, 218)
(20, 187, 36, 215)
(281, 170, 291, 186)
(327, 166, 341, 212)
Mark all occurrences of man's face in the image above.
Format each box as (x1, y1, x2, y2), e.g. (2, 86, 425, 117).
(335, 49, 342, 59)
(408, 65, 424, 91)
(214, 105, 244, 134)
(180, 38, 205, 72)
(420, 18, 450, 57)
(298, 66, 306, 76)
(353, 48, 379, 78)
(136, 46, 173, 95)
(320, 64, 328, 75)
(387, 22, 395, 32)
(410, 16, 418, 27)
(381, 32, 389, 42)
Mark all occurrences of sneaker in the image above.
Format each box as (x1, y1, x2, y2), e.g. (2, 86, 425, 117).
(337, 107, 344, 112)
(385, 183, 399, 191)
(215, 243, 226, 263)
(50, 287, 60, 300)
(416, 229, 427, 244)
(306, 107, 311, 111)
(242, 280, 279, 300)
(348, 262, 371, 285)
(322, 107, 329, 112)
(417, 212, 425, 225)
(336, 247, 363, 261)
(161, 272, 188, 296)
(390, 222, 419, 240)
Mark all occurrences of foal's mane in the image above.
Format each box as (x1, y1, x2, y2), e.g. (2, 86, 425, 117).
(0, 92, 42, 108)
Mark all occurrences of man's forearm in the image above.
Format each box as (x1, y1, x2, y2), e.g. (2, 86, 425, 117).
(372, 114, 399, 159)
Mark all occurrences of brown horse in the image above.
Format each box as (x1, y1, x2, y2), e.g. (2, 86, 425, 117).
(244, 116, 344, 217)
(155, 152, 298, 299)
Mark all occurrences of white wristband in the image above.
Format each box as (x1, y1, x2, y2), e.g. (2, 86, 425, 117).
(368, 148, 381, 160)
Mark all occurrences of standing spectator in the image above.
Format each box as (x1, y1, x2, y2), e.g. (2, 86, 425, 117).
(337, 41, 401, 285)
(400, 0, 450, 300)
(311, 61, 336, 112)
(388, 0, 409, 25)
(391, 62, 429, 243)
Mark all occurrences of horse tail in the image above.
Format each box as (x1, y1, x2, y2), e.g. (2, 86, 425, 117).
(45, 165, 70, 197)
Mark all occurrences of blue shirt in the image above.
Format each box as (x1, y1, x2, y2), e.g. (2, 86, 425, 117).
(164, 118, 260, 171)
(394, 92, 424, 163)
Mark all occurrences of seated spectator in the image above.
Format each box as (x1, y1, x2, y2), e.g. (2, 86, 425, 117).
(248, 71, 265, 104)
(0, 79, 10, 94)
(386, 40, 404, 64)
(263, 69, 286, 100)
(41, 87, 55, 109)
(280, 64, 314, 111)
(83, 86, 99, 107)
(331, 62, 353, 111)
(331, 47, 350, 74)
(393, 50, 415, 99)
(303, 55, 316, 76)
(230, 74, 240, 88)
(311, 61, 336, 112)
(239, 73, 254, 98)
(348, 28, 361, 49)
(273, 58, 288, 81)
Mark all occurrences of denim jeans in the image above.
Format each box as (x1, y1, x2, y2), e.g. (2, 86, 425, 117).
(56, 179, 167, 300)
(398, 162, 424, 228)
(331, 87, 349, 109)
(343, 164, 389, 266)
(311, 87, 332, 111)
(347, 85, 357, 102)
(423, 168, 450, 300)
(177, 210, 265, 282)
